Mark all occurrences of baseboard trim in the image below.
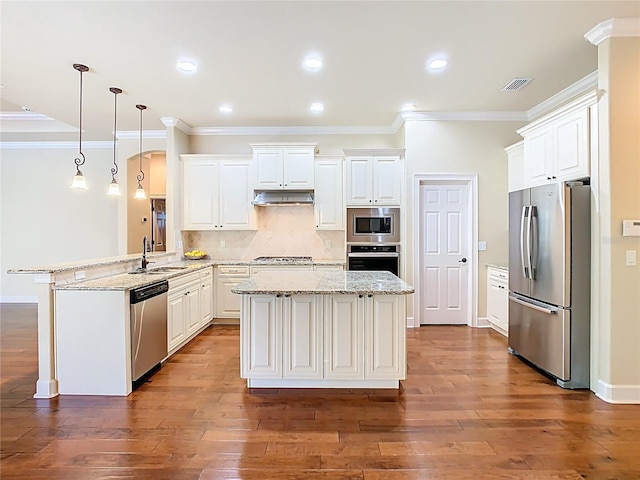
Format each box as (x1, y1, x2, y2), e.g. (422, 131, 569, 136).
(0, 296, 38, 304)
(596, 380, 640, 404)
(476, 317, 490, 328)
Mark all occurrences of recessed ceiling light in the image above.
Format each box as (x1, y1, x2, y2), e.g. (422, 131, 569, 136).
(303, 55, 323, 71)
(219, 104, 233, 114)
(401, 104, 417, 112)
(310, 102, 324, 114)
(426, 57, 448, 71)
(176, 60, 197, 72)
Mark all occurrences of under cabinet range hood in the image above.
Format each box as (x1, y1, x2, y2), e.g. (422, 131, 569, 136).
(252, 190, 314, 206)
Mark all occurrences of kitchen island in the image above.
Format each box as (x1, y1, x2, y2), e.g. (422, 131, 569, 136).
(232, 270, 414, 389)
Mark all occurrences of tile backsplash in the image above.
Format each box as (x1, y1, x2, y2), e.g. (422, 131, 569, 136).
(183, 206, 345, 261)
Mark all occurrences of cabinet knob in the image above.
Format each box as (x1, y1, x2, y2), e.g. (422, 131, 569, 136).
(276, 294, 281, 298)
(359, 294, 363, 298)
(279, 184, 283, 186)
(547, 177, 551, 180)
(368, 294, 372, 298)
(369, 200, 372, 203)
(552, 176, 557, 179)
(284, 294, 290, 298)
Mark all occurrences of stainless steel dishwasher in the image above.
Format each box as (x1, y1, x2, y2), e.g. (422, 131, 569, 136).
(130, 280, 169, 387)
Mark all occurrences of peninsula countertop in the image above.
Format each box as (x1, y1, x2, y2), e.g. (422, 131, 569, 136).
(232, 270, 414, 296)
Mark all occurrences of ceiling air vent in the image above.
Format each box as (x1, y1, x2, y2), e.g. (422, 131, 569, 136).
(501, 78, 533, 92)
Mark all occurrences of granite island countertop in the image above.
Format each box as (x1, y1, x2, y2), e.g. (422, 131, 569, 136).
(232, 270, 414, 296)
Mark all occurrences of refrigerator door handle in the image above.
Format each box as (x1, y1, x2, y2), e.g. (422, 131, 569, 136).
(509, 295, 557, 315)
(520, 206, 529, 278)
(525, 206, 534, 279)
(530, 205, 538, 280)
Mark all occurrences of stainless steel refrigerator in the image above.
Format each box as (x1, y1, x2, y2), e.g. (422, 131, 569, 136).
(508, 182, 590, 389)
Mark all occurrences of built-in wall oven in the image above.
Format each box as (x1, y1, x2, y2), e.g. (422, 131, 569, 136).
(347, 208, 400, 276)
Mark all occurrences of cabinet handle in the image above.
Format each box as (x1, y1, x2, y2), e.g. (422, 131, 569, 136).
(276, 294, 281, 297)
(284, 294, 290, 298)
(547, 177, 551, 180)
(368, 294, 372, 298)
(359, 294, 363, 298)
(552, 176, 557, 179)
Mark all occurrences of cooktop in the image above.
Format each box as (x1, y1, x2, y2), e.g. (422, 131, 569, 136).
(253, 256, 313, 262)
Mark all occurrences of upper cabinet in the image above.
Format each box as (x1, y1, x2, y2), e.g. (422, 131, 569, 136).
(181, 155, 253, 230)
(251, 143, 317, 190)
(506, 141, 525, 192)
(517, 91, 597, 189)
(344, 149, 404, 206)
(314, 156, 344, 230)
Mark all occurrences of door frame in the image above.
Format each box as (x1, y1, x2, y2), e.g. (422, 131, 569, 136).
(412, 174, 478, 327)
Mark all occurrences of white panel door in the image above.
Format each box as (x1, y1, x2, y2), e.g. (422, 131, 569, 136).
(219, 161, 253, 229)
(372, 156, 401, 206)
(346, 157, 373, 205)
(524, 127, 553, 186)
(283, 148, 315, 189)
(283, 295, 322, 378)
(243, 295, 281, 378)
(183, 160, 219, 229)
(419, 183, 470, 325)
(555, 109, 589, 181)
(324, 295, 364, 378)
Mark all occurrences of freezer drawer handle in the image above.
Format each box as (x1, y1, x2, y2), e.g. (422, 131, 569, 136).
(509, 296, 557, 315)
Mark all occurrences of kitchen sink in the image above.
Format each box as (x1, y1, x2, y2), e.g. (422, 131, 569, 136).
(128, 266, 189, 275)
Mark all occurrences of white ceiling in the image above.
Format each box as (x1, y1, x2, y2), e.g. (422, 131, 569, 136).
(1, 1, 638, 141)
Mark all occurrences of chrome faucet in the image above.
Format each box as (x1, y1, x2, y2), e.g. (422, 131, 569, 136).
(141, 236, 149, 270)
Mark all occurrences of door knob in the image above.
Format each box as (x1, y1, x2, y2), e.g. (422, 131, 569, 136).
(458, 257, 467, 263)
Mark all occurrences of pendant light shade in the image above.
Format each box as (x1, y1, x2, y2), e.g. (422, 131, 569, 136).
(107, 87, 122, 196)
(134, 104, 147, 200)
(70, 63, 89, 189)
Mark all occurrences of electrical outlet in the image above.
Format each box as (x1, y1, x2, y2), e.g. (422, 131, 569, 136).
(74, 270, 86, 280)
(325, 240, 332, 249)
(626, 250, 637, 266)
(220, 240, 226, 248)
(477, 241, 487, 251)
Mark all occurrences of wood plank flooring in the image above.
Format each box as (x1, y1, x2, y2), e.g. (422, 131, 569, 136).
(2, 303, 639, 479)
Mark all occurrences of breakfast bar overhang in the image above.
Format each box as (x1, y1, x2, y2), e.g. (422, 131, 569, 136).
(232, 270, 414, 389)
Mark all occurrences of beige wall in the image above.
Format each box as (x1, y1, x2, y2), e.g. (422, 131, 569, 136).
(593, 36, 640, 396)
(403, 121, 523, 322)
(126, 153, 152, 254)
(0, 147, 118, 301)
(149, 152, 166, 197)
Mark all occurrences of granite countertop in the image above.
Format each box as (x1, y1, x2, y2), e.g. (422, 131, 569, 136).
(232, 270, 414, 296)
(7, 252, 176, 274)
(55, 261, 214, 291)
(486, 263, 508, 271)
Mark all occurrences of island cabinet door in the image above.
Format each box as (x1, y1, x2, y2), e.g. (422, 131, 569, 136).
(365, 295, 406, 379)
(241, 295, 282, 378)
(283, 295, 323, 379)
(323, 295, 364, 379)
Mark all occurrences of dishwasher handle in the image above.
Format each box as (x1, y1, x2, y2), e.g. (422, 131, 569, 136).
(130, 281, 169, 304)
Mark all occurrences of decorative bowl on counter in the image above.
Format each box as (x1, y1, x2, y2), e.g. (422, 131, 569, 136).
(184, 250, 208, 260)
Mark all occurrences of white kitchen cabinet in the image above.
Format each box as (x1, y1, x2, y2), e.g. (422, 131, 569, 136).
(486, 267, 509, 336)
(252, 143, 317, 190)
(200, 268, 213, 327)
(283, 295, 323, 379)
(518, 91, 596, 188)
(314, 157, 344, 230)
(240, 294, 281, 378)
(168, 271, 202, 354)
(365, 295, 405, 379)
(215, 265, 250, 320)
(181, 155, 253, 230)
(344, 150, 403, 206)
(506, 141, 525, 192)
(324, 294, 364, 379)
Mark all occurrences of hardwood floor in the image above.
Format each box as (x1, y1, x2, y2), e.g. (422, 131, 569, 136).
(1, 303, 639, 479)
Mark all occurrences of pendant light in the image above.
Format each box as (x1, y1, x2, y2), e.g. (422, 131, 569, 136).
(107, 87, 122, 196)
(134, 104, 147, 200)
(70, 63, 89, 189)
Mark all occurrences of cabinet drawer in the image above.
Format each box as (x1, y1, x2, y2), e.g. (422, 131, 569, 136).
(488, 268, 509, 285)
(218, 265, 250, 277)
(169, 271, 201, 289)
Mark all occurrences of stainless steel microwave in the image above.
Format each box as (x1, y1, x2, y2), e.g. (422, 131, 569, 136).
(346, 207, 400, 244)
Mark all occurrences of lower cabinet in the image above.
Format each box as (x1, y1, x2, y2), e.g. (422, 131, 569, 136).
(168, 268, 213, 354)
(215, 265, 250, 320)
(240, 293, 406, 386)
(486, 267, 509, 336)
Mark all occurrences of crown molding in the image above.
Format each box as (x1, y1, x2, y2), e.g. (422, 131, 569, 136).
(343, 148, 406, 158)
(527, 71, 598, 120)
(401, 111, 528, 122)
(116, 130, 167, 140)
(0, 141, 112, 150)
(585, 17, 640, 46)
(160, 117, 193, 134)
(0, 111, 55, 121)
(190, 125, 396, 136)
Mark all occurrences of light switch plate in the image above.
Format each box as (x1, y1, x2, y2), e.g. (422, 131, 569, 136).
(622, 220, 640, 237)
(74, 270, 86, 280)
(220, 240, 226, 248)
(626, 250, 637, 266)
(477, 241, 487, 251)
